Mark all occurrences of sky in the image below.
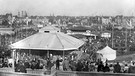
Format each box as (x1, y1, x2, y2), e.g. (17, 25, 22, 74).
(0, 0, 135, 16)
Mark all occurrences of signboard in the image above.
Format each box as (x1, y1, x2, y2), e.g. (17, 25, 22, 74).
(101, 33, 111, 38)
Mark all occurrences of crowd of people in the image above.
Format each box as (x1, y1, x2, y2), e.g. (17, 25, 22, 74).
(1, 50, 135, 74)
(8, 52, 135, 74)
(55, 57, 135, 73)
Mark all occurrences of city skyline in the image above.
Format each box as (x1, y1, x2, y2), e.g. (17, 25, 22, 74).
(0, 0, 135, 16)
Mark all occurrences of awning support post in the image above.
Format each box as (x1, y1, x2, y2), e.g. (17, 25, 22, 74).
(47, 51, 49, 58)
(12, 49, 16, 71)
(63, 50, 65, 61)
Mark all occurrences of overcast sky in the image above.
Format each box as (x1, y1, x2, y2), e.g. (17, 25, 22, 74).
(0, 0, 135, 16)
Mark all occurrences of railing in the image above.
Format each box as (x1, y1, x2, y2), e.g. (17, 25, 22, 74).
(56, 71, 135, 76)
(1, 69, 135, 76)
(0, 71, 45, 76)
(0, 68, 56, 76)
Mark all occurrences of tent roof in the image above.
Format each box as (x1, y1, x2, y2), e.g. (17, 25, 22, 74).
(10, 32, 84, 50)
(97, 46, 116, 60)
(97, 46, 116, 54)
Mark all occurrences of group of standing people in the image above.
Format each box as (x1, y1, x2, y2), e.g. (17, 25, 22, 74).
(54, 58, 135, 74)
(97, 61, 135, 73)
(97, 61, 120, 73)
(9, 54, 135, 74)
(54, 58, 96, 72)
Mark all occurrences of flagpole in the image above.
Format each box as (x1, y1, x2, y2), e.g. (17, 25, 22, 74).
(112, 23, 114, 48)
(125, 26, 127, 50)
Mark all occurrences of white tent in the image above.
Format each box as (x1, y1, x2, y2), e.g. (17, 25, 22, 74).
(97, 46, 116, 61)
(10, 32, 84, 50)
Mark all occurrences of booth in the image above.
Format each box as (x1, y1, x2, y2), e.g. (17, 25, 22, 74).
(97, 46, 116, 62)
(10, 25, 84, 72)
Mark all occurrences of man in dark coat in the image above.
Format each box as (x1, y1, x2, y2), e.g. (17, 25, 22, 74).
(76, 60, 83, 71)
(24, 60, 30, 68)
(31, 60, 36, 70)
(16, 61, 27, 73)
(103, 63, 110, 72)
(113, 62, 121, 73)
(97, 61, 104, 72)
(15, 60, 20, 72)
(56, 58, 60, 70)
(47, 59, 53, 70)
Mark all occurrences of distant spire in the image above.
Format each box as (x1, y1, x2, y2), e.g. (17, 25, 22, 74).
(18, 12, 20, 17)
(22, 11, 23, 17)
(52, 13, 54, 17)
(50, 13, 51, 16)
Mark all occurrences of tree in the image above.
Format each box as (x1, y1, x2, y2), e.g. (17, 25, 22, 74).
(2, 19, 10, 27)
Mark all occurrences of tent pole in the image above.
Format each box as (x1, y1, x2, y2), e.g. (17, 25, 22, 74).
(14, 49, 16, 62)
(47, 51, 49, 58)
(63, 50, 65, 61)
(12, 49, 15, 71)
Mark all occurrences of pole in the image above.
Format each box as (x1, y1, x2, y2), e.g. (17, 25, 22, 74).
(112, 23, 114, 48)
(125, 28, 127, 50)
(0, 33, 1, 46)
(12, 49, 15, 71)
(63, 50, 65, 61)
(47, 51, 49, 58)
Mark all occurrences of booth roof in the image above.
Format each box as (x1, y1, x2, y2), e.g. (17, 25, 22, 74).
(10, 32, 84, 50)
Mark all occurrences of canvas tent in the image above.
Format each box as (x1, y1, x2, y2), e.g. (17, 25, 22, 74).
(10, 26, 84, 69)
(97, 46, 116, 61)
(10, 32, 84, 50)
